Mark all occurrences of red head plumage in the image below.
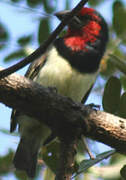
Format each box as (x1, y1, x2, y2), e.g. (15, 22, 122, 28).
(64, 7, 103, 52)
(54, 7, 108, 73)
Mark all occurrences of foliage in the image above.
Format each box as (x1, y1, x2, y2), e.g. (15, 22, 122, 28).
(0, 0, 126, 180)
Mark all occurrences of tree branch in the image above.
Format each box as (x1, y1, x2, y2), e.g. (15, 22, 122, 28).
(0, 67, 126, 154)
(55, 138, 77, 180)
(0, 0, 88, 79)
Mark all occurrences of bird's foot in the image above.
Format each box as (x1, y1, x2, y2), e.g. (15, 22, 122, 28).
(81, 136, 95, 159)
(85, 103, 100, 111)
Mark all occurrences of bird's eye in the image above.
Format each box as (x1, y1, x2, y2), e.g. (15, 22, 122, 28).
(77, 14, 91, 24)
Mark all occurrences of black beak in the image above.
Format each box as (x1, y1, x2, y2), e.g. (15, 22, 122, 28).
(54, 10, 82, 29)
(54, 10, 71, 20)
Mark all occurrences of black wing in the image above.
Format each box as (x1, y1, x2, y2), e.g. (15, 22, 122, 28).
(10, 54, 47, 132)
(81, 84, 94, 104)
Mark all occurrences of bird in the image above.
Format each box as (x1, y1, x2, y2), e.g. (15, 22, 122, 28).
(10, 7, 108, 178)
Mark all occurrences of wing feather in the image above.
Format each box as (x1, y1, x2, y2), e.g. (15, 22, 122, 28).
(10, 54, 47, 132)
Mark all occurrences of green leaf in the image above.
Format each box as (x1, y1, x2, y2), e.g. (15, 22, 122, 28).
(43, 167, 55, 180)
(14, 171, 28, 180)
(4, 49, 26, 62)
(112, 0, 126, 37)
(65, 0, 70, 10)
(38, 19, 50, 44)
(120, 165, 126, 179)
(11, 0, 21, 2)
(17, 35, 32, 46)
(120, 76, 126, 90)
(118, 92, 126, 118)
(100, 57, 116, 77)
(26, 0, 42, 7)
(109, 54, 126, 75)
(109, 153, 125, 165)
(0, 150, 14, 175)
(0, 24, 8, 40)
(0, 128, 11, 135)
(0, 128, 18, 136)
(0, 23, 9, 49)
(43, 0, 55, 13)
(102, 76, 121, 113)
(88, 0, 103, 6)
(73, 150, 115, 178)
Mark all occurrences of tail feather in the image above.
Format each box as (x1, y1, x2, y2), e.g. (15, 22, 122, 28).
(13, 137, 40, 178)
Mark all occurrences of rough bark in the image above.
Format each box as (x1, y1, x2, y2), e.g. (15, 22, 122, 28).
(0, 68, 126, 154)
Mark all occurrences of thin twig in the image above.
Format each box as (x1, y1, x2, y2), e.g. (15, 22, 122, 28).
(0, 0, 51, 17)
(0, 0, 88, 79)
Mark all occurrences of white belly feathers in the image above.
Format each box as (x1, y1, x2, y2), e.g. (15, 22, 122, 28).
(35, 47, 98, 102)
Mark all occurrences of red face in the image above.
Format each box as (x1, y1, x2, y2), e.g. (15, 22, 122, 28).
(64, 8, 102, 52)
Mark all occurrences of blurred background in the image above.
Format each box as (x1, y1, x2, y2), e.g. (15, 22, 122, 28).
(0, 0, 126, 179)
